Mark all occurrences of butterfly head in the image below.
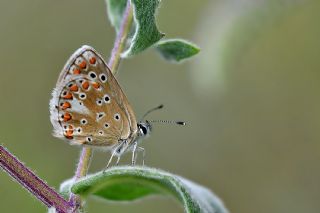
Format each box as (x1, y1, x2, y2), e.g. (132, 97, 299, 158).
(136, 104, 186, 141)
(137, 120, 152, 139)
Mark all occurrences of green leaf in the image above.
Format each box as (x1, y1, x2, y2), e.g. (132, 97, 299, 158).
(156, 39, 200, 62)
(105, 0, 128, 32)
(61, 166, 229, 213)
(122, 0, 165, 57)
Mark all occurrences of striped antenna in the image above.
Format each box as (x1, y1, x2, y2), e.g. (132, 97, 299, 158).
(148, 120, 186, 126)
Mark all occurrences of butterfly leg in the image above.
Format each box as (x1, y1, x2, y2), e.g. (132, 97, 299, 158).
(137, 147, 145, 166)
(106, 150, 116, 169)
(106, 140, 127, 169)
(131, 141, 138, 166)
(116, 155, 121, 166)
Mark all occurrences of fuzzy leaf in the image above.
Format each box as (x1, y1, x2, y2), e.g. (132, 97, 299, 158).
(105, 0, 128, 32)
(156, 39, 200, 62)
(61, 166, 229, 213)
(122, 0, 165, 57)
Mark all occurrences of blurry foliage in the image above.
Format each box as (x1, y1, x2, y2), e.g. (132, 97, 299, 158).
(192, 0, 305, 97)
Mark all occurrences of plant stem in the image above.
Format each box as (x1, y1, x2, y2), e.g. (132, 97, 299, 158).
(0, 145, 72, 213)
(108, 0, 134, 74)
(68, 0, 134, 211)
(68, 147, 93, 211)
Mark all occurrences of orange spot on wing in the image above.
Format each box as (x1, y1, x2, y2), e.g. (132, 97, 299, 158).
(79, 61, 87, 69)
(63, 112, 72, 122)
(62, 92, 73, 100)
(69, 84, 79, 92)
(64, 129, 74, 139)
(73, 68, 81, 75)
(89, 57, 96, 64)
(82, 81, 89, 90)
(92, 82, 100, 89)
(61, 102, 71, 110)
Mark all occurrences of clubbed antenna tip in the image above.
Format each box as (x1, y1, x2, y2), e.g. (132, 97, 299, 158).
(140, 104, 164, 121)
(176, 121, 186, 126)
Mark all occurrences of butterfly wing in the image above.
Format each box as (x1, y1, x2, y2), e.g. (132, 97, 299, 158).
(50, 45, 138, 148)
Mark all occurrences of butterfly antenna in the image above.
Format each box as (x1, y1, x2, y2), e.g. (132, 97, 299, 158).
(140, 104, 164, 121)
(148, 120, 186, 126)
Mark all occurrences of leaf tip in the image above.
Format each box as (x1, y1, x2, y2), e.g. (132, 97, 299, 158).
(156, 39, 200, 63)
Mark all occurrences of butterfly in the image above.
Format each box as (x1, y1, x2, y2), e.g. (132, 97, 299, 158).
(49, 45, 154, 167)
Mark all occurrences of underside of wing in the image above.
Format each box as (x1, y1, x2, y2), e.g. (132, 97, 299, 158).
(50, 45, 138, 147)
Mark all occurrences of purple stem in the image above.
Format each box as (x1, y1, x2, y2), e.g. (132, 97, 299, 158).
(0, 145, 73, 213)
(108, 0, 133, 72)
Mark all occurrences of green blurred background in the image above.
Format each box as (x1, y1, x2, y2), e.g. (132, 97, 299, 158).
(0, 0, 320, 212)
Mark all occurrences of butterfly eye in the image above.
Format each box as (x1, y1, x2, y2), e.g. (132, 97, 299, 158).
(103, 94, 111, 103)
(88, 71, 97, 79)
(79, 93, 86, 100)
(99, 74, 107, 83)
(80, 119, 87, 125)
(140, 125, 148, 135)
(114, 113, 120, 121)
